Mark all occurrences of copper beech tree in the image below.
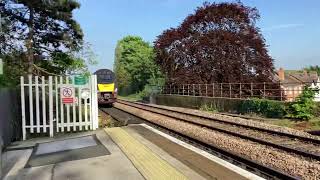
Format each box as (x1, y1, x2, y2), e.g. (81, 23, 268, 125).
(155, 2, 275, 85)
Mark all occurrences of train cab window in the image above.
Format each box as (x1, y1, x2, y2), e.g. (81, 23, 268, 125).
(96, 70, 115, 84)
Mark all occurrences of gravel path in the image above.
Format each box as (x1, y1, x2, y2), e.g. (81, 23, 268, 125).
(137, 102, 320, 140)
(115, 103, 320, 179)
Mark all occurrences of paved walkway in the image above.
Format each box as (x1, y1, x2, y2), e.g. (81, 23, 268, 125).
(2, 124, 263, 180)
(2, 130, 144, 180)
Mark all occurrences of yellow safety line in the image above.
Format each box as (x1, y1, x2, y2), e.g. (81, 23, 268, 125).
(105, 127, 188, 180)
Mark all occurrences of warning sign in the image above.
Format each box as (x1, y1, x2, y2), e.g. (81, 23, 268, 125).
(61, 86, 75, 104)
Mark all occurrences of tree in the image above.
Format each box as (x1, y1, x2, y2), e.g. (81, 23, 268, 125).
(0, 0, 83, 74)
(0, 51, 26, 87)
(154, 2, 275, 85)
(114, 36, 162, 95)
(304, 65, 320, 76)
(287, 86, 318, 120)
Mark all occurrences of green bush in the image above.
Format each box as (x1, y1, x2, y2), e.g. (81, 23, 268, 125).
(286, 86, 318, 120)
(200, 104, 218, 113)
(238, 98, 286, 118)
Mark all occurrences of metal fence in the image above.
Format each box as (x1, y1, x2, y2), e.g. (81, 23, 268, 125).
(158, 82, 318, 101)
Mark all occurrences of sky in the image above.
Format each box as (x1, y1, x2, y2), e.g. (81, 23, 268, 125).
(74, 0, 320, 72)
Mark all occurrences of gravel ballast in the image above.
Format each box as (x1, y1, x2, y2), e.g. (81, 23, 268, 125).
(115, 103, 320, 179)
(138, 102, 320, 140)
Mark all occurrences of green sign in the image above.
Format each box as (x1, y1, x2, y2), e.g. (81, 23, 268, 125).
(74, 76, 87, 85)
(0, 58, 3, 75)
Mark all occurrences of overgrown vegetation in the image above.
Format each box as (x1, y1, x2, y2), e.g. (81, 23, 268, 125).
(200, 104, 218, 113)
(286, 86, 318, 120)
(237, 86, 319, 120)
(238, 98, 286, 118)
(114, 36, 164, 96)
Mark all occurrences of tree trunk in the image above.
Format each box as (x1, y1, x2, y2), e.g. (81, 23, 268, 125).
(26, 7, 34, 74)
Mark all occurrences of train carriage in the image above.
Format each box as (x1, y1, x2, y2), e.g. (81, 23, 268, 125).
(94, 69, 117, 105)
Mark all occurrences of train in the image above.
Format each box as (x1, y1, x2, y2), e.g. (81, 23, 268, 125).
(94, 69, 117, 105)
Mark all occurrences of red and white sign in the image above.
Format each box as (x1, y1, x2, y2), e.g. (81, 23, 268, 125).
(61, 86, 75, 104)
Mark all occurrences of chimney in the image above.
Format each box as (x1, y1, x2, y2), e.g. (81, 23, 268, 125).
(303, 70, 308, 76)
(278, 68, 285, 81)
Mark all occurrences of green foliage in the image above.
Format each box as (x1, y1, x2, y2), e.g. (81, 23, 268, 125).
(304, 65, 320, 76)
(114, 36, 164, 95)
(200, 104, 218, 113)
(1, 0, 83, 73)
(0, 52, 26, 87)
(238, 98, 286, 118)
(286, 86, 318, 120)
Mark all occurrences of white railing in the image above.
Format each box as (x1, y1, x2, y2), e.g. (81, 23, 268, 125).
(20, 75, 98, 140)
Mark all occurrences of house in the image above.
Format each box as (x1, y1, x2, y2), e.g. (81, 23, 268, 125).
(277, 68, 319, 101)
(310, 78, 320, 102)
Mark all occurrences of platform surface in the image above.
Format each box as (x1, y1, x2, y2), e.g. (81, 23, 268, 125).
(3, 124, 264, 180)
(35, 135, 98, 155)
(2, 130, 144, 180)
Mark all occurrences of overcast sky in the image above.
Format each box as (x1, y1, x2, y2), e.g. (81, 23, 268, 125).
(74, 0, 320, 72)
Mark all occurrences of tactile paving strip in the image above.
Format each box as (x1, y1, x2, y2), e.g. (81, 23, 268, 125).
(105, 127, 187, 180)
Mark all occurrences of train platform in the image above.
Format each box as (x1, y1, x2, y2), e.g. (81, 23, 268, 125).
(2, 124, 263, 180)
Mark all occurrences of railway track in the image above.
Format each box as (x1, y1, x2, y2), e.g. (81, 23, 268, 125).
(117, 99, 320, 161)
(107, 99, 320, 179)
(100, 106, 298, 180)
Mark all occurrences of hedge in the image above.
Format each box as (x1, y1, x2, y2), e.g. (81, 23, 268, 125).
(238, 98, 286, 118)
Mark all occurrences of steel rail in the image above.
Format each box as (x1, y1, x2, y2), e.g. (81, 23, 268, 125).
(118, 99, 320, 145)
(101, 106, 299, 180)
(117, 100, 320, 161)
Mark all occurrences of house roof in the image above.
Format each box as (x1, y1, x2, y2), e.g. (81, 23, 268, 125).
(276, 70, 319, 86)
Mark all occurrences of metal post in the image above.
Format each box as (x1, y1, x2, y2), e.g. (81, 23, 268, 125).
(28, 75, 34, 133)
(212, 83, 215, 97)
(21, 76, 26, 140)
(220, 83, 223, 97)
(263, 82, 266, 99)
(251, 82, 253, 97)
(174, 86, 176, 94)
(188, 84, 190, 96)
(182, 84, 185, 95)
(239, 83, 242, 99)
(199, 84, 201, 96)
(193, 84, 195, 96)
(170, 84, 172, 95)
(49, 76, 53, 137)
(178, 85, 180, 95)
(229, 83, 232, 98)
(206, 84, 208, 97)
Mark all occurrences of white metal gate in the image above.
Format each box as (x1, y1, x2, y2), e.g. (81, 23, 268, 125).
(20, 75, 99, 140)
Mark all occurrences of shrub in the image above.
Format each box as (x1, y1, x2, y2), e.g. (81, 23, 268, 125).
(200, 104, 218, 113)
(286, 86, 318, 120)
(238, 98, 286, 118)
